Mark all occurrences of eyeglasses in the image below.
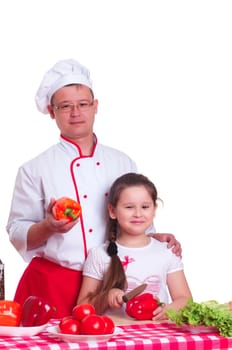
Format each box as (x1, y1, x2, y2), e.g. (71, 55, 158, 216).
(52, 101, 94, 113)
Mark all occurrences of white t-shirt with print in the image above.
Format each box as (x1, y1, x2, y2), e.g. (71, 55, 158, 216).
(83, 238, 184, 304)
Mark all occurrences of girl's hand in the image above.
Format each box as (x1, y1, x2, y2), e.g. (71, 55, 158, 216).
(152, 304, 168, 321)
(107, 288, 124, 309)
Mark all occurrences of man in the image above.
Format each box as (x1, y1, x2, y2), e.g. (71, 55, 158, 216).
(6, 59, 181, 317)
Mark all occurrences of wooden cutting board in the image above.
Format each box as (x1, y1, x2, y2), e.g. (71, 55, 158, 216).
(108, 313, 161, 325)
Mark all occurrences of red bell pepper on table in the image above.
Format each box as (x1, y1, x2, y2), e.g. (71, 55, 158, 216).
(21, 296, 56, 326)
(0, 300, 22, 326)
(52, 197, 82, 222)
(125, 293, 163, 320)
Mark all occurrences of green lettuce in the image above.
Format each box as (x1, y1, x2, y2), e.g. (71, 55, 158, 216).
(166, 299, 232, 337)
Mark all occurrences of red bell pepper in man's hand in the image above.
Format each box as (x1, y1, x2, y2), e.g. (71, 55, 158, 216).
(125, 293, 162, 320)
(52, 197, 82, 222)
(0, 300, 22, 326)
(21, 296, 56, 326)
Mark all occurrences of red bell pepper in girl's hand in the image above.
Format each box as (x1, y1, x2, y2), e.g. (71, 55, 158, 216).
(0, 300, 22, 326)
(21, 296, 56, 326)
(52, 197, 82, 222)
(125, 293, 162, 320)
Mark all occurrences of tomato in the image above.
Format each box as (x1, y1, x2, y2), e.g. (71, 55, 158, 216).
(59, 316, 80, 334)
(80, 314, 106, 335)
(102, 316, 115, 334)
(72, 304, 96, 321)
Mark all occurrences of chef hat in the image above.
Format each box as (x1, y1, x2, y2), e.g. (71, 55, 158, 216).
(35, 59, 93, 114)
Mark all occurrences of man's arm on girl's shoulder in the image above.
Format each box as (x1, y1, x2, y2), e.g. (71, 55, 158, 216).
(151, 233, 182, 257)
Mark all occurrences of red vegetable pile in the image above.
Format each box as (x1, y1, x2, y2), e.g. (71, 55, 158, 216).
(59, 304, 115, 335)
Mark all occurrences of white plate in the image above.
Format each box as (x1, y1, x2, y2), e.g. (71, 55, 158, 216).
(47, 325, 123, 343)
(0, 323, 48, 337)
(175, 324, 218, 334)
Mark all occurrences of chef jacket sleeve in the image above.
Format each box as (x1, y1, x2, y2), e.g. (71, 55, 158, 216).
(6, 166, 45, 262)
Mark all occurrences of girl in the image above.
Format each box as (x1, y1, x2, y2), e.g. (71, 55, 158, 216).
(77, 173, 192, 320)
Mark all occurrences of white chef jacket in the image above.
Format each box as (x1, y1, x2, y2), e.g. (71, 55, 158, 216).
(6, 135, 137, 271)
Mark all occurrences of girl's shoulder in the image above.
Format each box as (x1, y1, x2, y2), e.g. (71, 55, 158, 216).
(87, 242, 109, 259)
(151, 238, 175, 255)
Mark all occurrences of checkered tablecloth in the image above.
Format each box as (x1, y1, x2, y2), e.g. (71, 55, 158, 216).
(0, 321, 232, 350)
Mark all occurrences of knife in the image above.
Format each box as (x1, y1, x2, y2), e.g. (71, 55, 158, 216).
(122, 283, 147, 302)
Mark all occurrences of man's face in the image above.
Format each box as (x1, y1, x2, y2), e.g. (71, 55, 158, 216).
(48, 85, 98, 143)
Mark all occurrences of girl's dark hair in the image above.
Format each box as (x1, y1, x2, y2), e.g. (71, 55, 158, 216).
(89, 173, 158, 313)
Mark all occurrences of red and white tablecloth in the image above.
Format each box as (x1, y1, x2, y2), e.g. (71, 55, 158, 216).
(0, 322, 232, 350)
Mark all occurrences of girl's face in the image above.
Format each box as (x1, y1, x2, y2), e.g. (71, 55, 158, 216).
(108, 185, 157, 236)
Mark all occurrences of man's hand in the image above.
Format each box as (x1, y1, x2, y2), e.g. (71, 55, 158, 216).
(46, 198, 79, 233)
(27, 198, 79, 250)
(152, 233, 182, 257)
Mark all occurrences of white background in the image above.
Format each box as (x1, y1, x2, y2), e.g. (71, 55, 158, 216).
(1, 1, 232, 303)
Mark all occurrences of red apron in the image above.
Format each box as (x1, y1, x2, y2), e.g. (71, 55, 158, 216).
(14, 257, 83, 318)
